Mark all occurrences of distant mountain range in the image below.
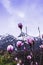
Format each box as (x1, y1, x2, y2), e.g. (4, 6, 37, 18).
(0, 34, 43, 51)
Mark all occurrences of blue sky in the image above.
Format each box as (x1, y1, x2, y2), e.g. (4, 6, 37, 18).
(0, 0, 43, 37)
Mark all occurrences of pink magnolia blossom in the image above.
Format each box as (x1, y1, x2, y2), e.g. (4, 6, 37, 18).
(17, 41, 23, 47)
(17, 63, 20, 65)
(7, 45, 13, 52)
(27, 38, 34, 45)
(24, 46, 27, 51)
(39, 44, 43, 49)
(27, 55, 32, 60)
(24, 47, 26, 50)
(18, 23, 23, 29)
(35, 62, 38, 65)
(19, 59, 22, 64)
(15, 57, 18, 61)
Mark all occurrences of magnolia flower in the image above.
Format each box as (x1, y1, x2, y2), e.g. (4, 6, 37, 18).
(18, 23, 23, 29)
(7, 45, 13, 52)
(27, 38, 34, 45)
(24, 47, 27, 51)
(16, 41, 23, 47)
(24, 47, 26, 50)
(39, 44, 43, 49)
(15, 57, 18, 61)
(27, 55, 32, 60)
(35, 62, 38, 65)
(17, 63, 20, 65)
(19, 59, 22, 64)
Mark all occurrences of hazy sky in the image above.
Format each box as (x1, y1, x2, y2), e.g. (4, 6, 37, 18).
(0, 0, 43, 37)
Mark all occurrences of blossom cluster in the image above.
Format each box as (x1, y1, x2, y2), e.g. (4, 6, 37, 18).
(5, 23, 43, 65)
